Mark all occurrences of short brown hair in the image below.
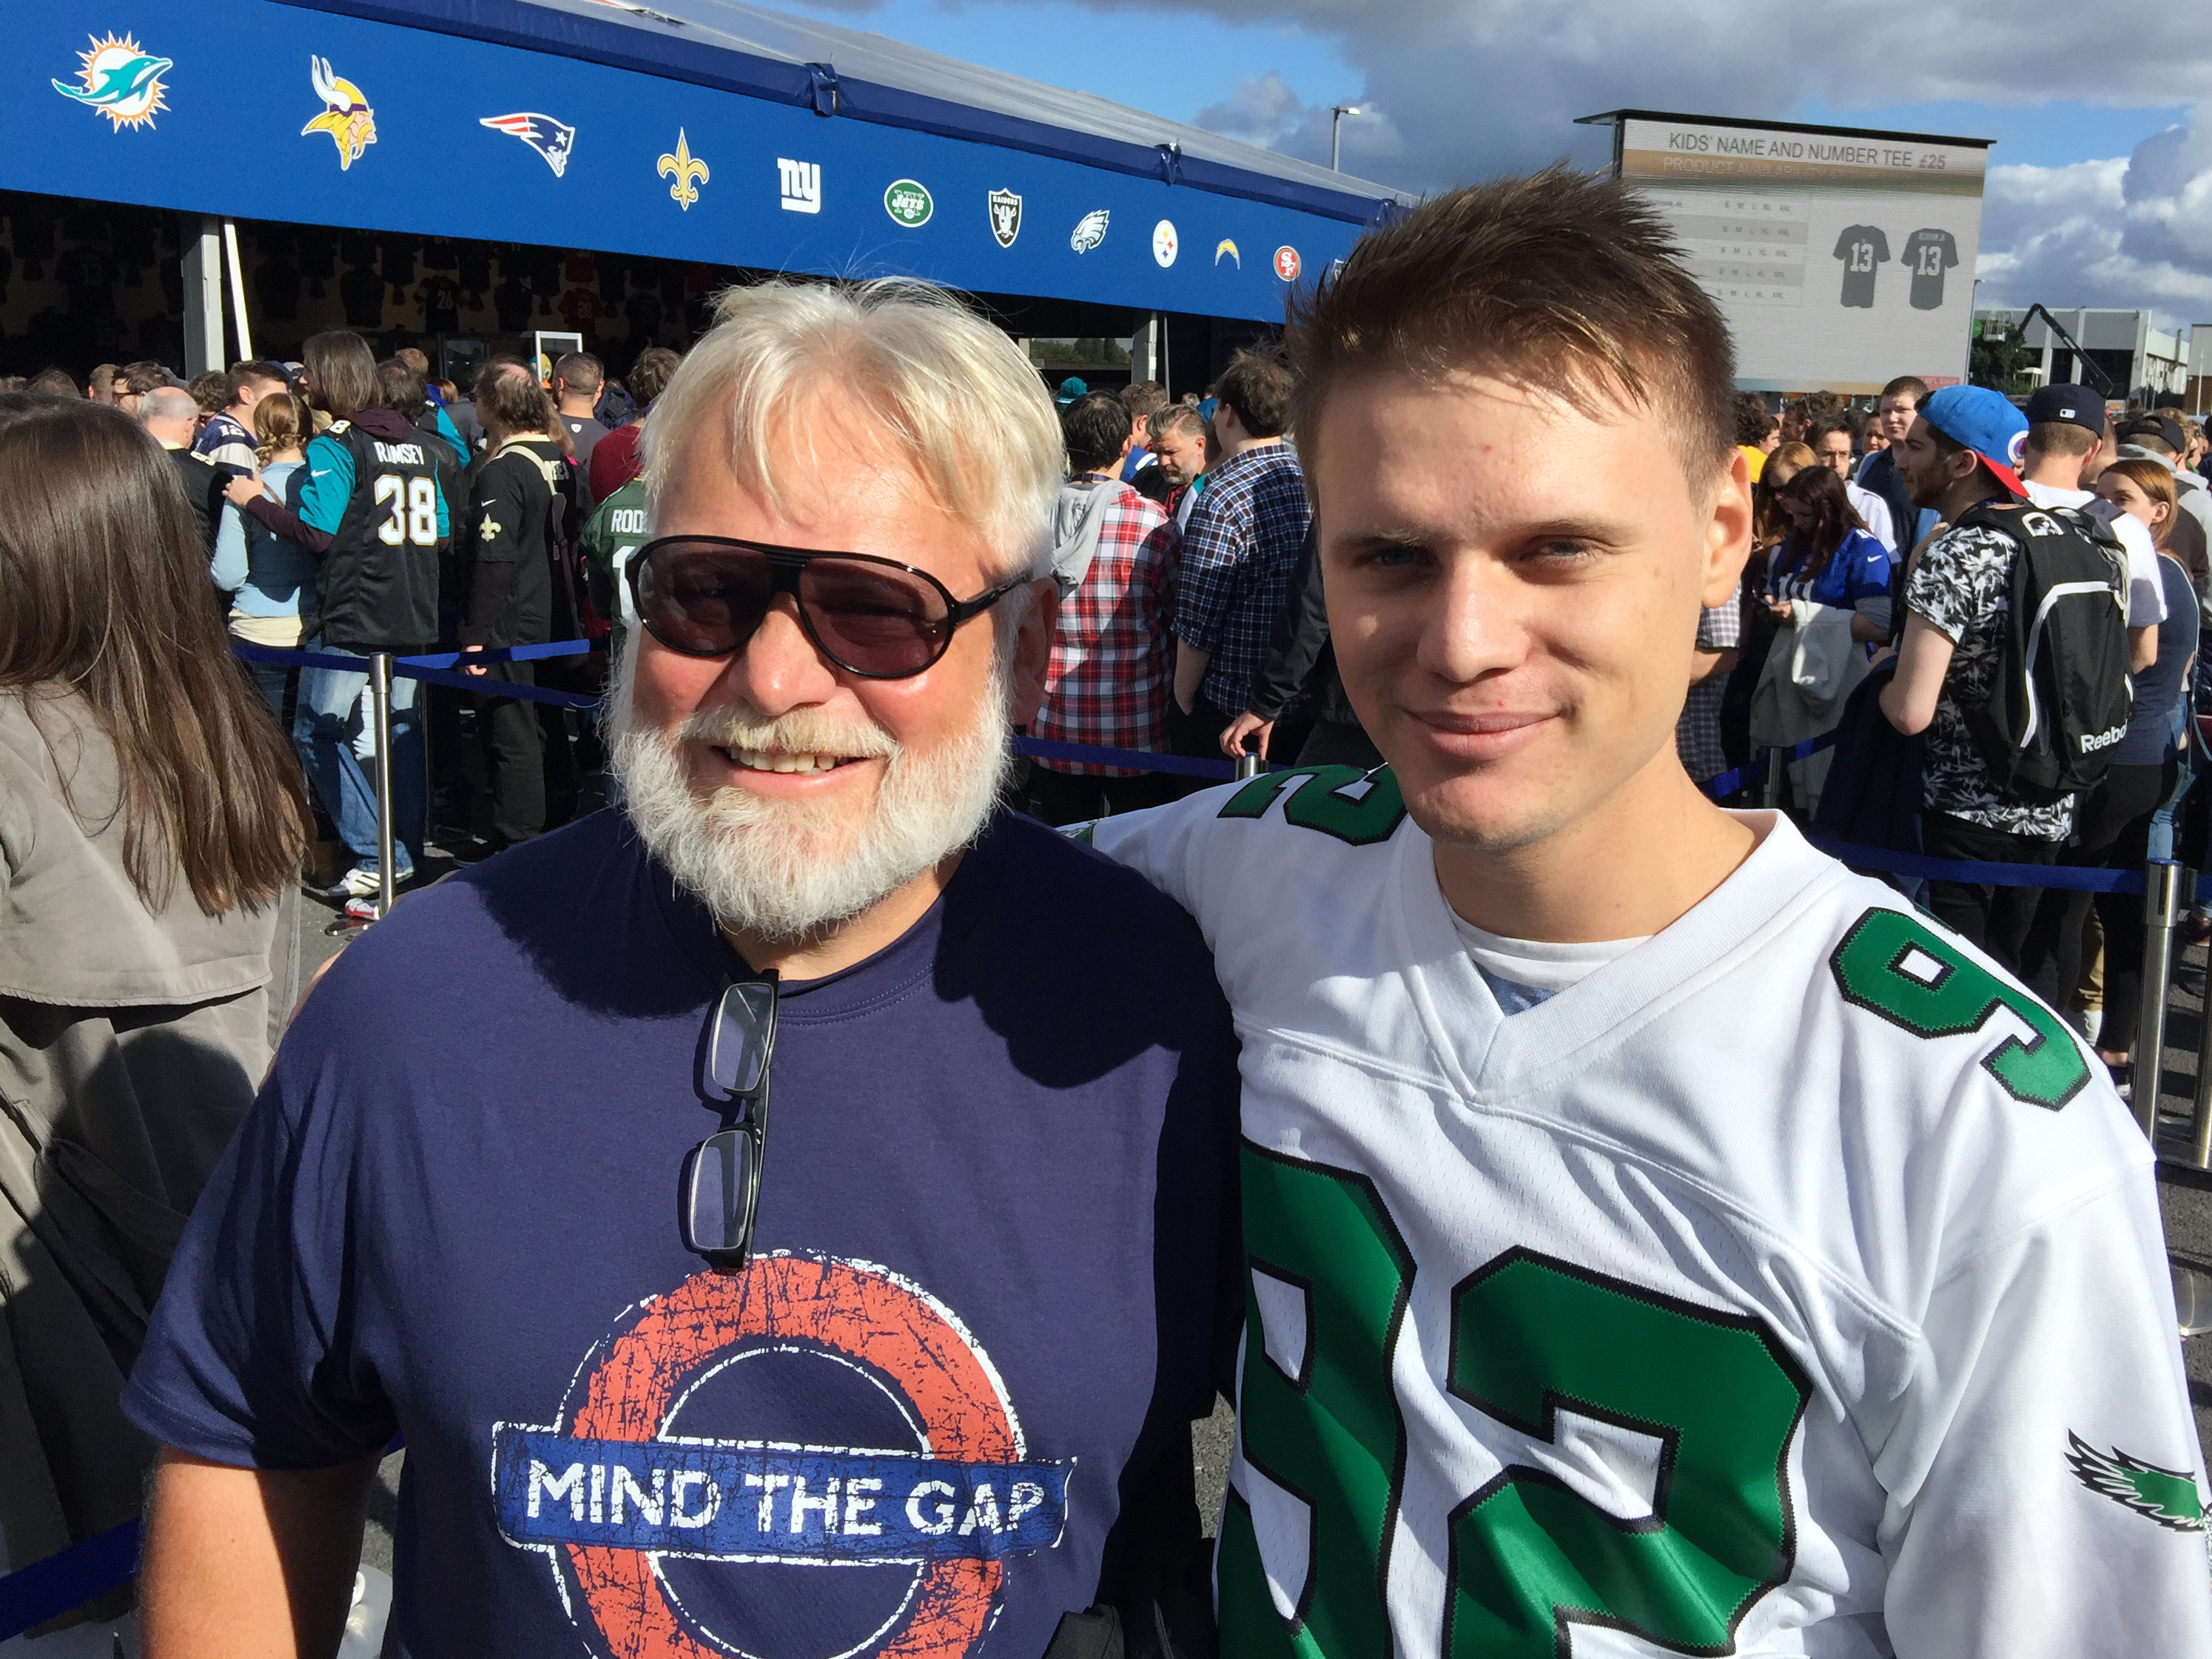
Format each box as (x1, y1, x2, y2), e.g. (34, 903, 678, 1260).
(1288, 165, 1735, 484)
(1122, 380, 1169, 420)
(1880, 375, 1929, 406)
(553, 352, 605, 397)
(187, 370, 231, 414)
(392, 346, 431, 377)
(1214, 344, 1294, 439)
(118, 361, 169, 397)
(1732, 391, 1778, 447)
(2025, 420, 2097, 461)
(628, 346, 681, 406)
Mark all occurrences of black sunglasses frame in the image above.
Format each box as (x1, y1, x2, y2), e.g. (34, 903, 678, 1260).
(679, 972, 780, 1271)
(628, 535, 1028, 680)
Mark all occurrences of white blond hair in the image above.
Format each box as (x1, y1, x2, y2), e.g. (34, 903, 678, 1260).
(641, 279, 1062, 582)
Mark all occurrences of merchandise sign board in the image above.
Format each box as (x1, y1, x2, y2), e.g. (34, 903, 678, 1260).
(1592, 111, 1992, 394)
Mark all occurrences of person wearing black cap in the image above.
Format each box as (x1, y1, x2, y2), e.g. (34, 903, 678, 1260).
(2116, 411, 2212, 555)
(1880, 386, 2095, 971)
(2020, 384, 2164, 671)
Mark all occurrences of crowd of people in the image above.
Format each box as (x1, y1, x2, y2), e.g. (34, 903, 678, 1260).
(1680, 370, 2212, 1088)
(4, 171, 2211, 1659)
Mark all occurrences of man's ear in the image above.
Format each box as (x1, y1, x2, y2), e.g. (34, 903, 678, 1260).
(1006, 578, 1060, 725)
(1700, 446, 1755, 607)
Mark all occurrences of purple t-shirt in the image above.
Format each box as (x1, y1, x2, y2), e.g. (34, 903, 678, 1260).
(125, 809, 1240, 1659)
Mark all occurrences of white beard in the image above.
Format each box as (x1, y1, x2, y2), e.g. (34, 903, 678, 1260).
(605, 644, 1013, 943)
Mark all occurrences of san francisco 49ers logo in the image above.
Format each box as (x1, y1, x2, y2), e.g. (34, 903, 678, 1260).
(494, 1254, 1069, 1657)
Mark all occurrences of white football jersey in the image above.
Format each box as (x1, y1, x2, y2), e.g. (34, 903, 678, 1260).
(1086, 767, 2211, 1658)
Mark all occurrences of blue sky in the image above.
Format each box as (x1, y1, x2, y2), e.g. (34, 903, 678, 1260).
(776, 0, 2212, 324)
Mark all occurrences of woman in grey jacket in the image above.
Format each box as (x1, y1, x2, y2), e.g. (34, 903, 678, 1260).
(0, 394, 310, 1634)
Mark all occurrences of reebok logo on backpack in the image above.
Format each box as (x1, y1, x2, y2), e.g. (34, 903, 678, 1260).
(1952, 499, 2131, 805)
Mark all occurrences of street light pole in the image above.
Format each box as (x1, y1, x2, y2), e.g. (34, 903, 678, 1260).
(1331, 104, 1361, 172)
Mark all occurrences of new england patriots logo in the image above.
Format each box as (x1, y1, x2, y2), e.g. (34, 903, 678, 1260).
(2067, 1433, 2208, 1532)
(480, 112, 576, 178)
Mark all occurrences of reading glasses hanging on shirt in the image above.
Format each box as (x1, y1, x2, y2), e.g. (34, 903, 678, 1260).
(680, 972, 779, 1270)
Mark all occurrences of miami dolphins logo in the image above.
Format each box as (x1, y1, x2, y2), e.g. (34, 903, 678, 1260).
(493, 1254, 1069, 1658)
(302, 55, 376, 170)
(52, 33, 171, 132)
(2068, 1433, 2207, 1533)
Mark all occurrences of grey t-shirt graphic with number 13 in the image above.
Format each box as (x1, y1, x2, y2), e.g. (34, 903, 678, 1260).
(1832, 224, 1890, 309)
(1903, 227, 1959, 310)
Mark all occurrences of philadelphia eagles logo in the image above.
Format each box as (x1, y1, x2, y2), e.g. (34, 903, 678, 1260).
(2067, 1433, 2207, 1532)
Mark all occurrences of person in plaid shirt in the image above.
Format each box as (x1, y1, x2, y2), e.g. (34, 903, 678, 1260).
(1026, 392, 1180, 824)
(1171, 347, 1311, 757)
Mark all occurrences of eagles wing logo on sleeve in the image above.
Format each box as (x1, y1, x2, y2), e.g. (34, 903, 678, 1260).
(2067, 1433, 2208, 1532)
(480, 113, 577, 177)
(492, 1253, 1070, 1658)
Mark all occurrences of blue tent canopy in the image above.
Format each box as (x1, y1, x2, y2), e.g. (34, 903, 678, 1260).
(10, 0, 1411, 324)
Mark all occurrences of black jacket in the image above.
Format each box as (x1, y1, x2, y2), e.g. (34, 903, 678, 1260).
(166, 444, 223, 554)
(1245, 525, 1357, 728)
(457, 437, 563, 648)
(1856, 450, 1918, 558)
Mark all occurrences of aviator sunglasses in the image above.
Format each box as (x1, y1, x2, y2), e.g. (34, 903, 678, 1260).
(628, 536, 1026, 679)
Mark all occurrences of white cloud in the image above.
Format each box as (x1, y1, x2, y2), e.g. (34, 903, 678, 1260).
(1975, 109, 2212, 326)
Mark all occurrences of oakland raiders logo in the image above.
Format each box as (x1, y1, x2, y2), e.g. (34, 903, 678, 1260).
(988, 189, 1022, 249)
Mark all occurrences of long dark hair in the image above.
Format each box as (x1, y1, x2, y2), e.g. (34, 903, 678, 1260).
(1774, 463, 1866, 584)
(301, 329, 377, 420)
(0, 397, 310, 913)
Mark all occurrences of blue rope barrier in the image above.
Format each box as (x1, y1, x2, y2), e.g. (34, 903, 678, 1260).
(1701, 730, 1840, 801)
(1811, 838, 2152, 894)
(229, 642, 604, 710)
(0, 1518, 140, 1641)
(1014, 736, 1237, 780)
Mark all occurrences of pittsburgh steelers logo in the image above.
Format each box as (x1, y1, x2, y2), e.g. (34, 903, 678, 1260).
(494, 1254, 1069, 1658)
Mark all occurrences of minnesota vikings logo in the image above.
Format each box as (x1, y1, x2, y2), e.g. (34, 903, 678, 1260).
(52, 33, 171, 132)
(480, 112, 576, 177)
(302, 55, 377, 171)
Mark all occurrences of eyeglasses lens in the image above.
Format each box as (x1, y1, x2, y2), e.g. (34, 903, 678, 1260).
(640, 547, 773, 656)
(707, 980, 775, 1099)
(683, 1127, 755, 1253)
(799, 560, 949, 677)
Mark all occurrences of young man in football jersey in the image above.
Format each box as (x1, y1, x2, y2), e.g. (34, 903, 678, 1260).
(1085, 169, 2212, 1656)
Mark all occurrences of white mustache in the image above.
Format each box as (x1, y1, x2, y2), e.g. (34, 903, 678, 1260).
(679, 701, 898, 762)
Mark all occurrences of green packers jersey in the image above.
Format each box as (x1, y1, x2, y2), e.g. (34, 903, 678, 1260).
(578, 475, 648, 659)
(1087, 767, 2211, 1658)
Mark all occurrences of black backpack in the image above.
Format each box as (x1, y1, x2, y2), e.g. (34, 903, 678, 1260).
(1951, 497, 2132, 805)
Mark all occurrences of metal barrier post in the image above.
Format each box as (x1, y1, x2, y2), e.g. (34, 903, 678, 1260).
(1234, 748, 1262, 781)
(369, 653, 396, 921)
(2134, 858, 2181, 1140)
(1764, 747, 1786, 809)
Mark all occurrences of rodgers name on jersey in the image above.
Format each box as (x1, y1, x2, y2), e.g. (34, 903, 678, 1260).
(1086, 766, 2212, 1658)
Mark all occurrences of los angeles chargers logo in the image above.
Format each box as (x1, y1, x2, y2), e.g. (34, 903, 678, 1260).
(481, 112, 576, 177)
(493, 1253, 1070, 1657)
(52, 33, 171, 132)
(302, 55, 376, 171)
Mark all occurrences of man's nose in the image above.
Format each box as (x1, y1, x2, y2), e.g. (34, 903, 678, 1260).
(722, 593, 838, 718)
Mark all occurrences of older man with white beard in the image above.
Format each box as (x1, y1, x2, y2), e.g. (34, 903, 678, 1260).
(124, 282, 1242, 1659)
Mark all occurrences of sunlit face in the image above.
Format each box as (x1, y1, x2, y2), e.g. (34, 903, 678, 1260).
(1152, 423, 1208, 488)
(2097, 471, 2171, 538)
(610, 392, 1052, 939)
(1876, 392, 1920, 445)
(1813, 431, 1854, 477)
(1314, 370, 1749, 853)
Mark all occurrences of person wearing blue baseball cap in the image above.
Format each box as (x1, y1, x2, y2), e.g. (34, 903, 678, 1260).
(1878, 383, 2108, 972)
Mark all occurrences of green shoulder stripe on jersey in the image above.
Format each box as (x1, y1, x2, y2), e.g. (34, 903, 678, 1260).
(1217, 764, 1407, 846)
(1829, 906, 2091, 1109)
